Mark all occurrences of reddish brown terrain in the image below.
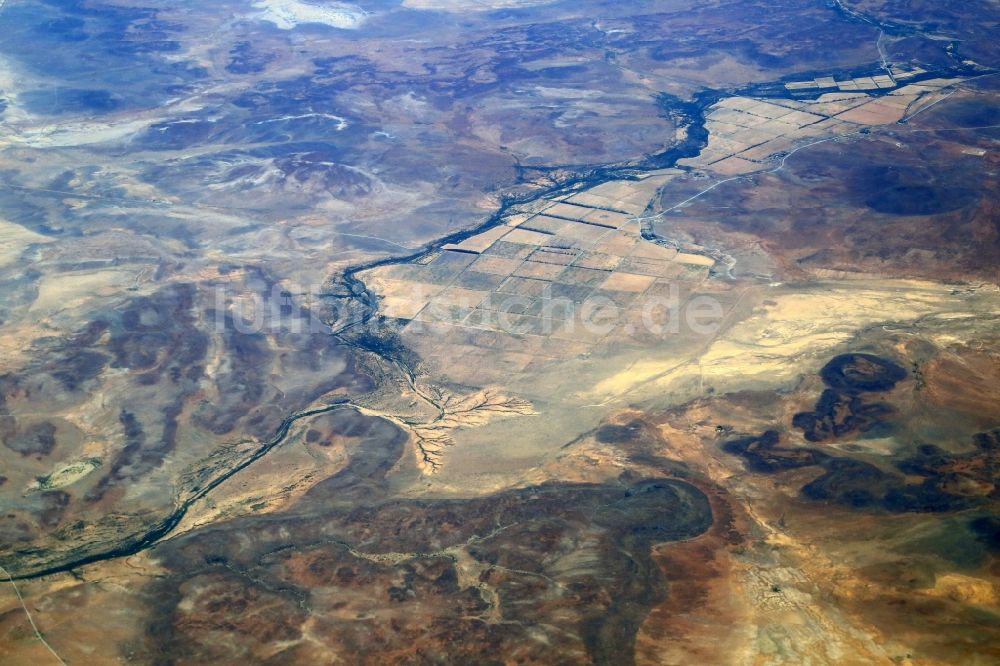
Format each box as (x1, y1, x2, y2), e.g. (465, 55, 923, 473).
(0, 0, 999, 664)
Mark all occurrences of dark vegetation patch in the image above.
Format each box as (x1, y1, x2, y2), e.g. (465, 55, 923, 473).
(2, 421, 57, 458)
(794, 353, 906, 442)
(722, 430, 827, 473)
(926, 97, 1000, 127)
(820, 353, 908, 393)
(50, 350, 109, 391)
(724, 428, 994, 513)
(969, 515, 1000, 554)
(886, 516, 994, 571)
(595, 420, 644, 444)
(846, 161, 981, 217)
(801, 457, 898, 509)
(724, 356, 998, 513)
(793, 389, 895, 442)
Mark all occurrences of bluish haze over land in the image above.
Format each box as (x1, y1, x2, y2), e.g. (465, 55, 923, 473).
(0, 1, 999, 663)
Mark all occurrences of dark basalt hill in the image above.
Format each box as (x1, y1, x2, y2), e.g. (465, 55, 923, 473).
(820, 353, 908, 394)
(794, 353, 907, 442)
(724, 354, 999, 514)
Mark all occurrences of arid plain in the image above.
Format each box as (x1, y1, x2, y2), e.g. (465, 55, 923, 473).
(1, 0, 999, 664)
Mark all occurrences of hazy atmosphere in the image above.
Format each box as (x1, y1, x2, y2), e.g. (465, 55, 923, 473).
(1, 1, 999, 664)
